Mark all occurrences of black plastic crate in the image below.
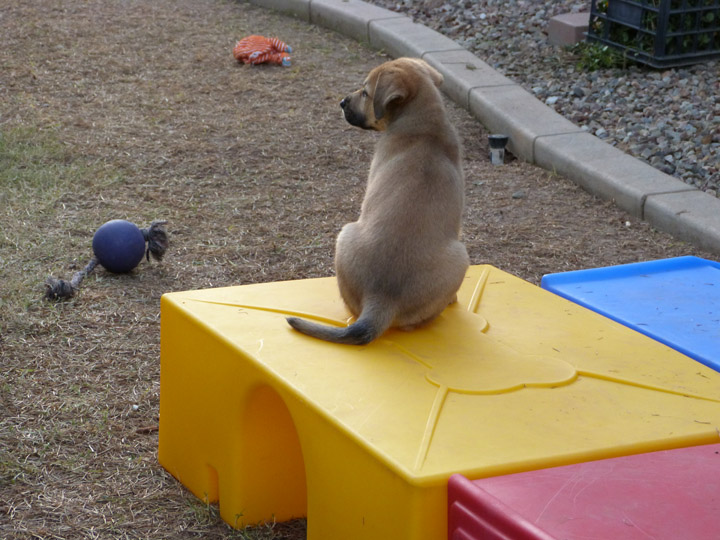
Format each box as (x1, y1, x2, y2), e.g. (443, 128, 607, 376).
(588, 0, 720, 67)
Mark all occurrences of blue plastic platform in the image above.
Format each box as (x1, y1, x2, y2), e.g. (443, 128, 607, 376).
(541, 256, 720, 372)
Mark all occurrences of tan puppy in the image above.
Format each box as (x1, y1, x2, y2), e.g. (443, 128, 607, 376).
(287, 57, 469, 345)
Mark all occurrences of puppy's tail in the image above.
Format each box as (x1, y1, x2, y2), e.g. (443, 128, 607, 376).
(286, 301, 394, 345)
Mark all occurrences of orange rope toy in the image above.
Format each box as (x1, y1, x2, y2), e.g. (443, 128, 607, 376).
(233, 35, 292, 66)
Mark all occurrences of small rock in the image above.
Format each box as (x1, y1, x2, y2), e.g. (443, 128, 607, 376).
(640, 147, 654, 159)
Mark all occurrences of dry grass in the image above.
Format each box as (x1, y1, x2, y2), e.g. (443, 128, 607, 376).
(0, 0, 712, 538)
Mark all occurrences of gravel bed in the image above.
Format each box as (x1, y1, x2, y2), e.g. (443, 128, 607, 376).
(366, 0, 719, 197)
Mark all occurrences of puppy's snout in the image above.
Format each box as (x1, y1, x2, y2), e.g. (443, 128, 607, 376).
(340, 97, 349, 110)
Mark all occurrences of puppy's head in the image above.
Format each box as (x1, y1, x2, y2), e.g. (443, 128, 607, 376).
(340, 58, 443, 131)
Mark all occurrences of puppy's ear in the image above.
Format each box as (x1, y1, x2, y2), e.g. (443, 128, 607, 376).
(422, 62, 444, 88)
(372, 71, 408, 121)
(404, 58, 444, 88)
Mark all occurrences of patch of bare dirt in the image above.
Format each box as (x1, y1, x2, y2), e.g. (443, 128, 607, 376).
(0, 1, 712, 539)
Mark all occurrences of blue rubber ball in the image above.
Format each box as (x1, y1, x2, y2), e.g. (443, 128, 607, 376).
(92, 219, 146, 273)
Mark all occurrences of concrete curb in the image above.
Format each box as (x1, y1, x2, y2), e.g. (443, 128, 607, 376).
(247, 0, 720, 256)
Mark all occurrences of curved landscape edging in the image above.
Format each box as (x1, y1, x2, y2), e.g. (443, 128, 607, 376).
(247, 0, 720, 255)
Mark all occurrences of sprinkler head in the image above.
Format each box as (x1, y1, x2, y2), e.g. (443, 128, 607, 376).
(488, 134, 509, 166)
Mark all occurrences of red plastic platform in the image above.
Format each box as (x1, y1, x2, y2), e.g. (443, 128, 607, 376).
(448, 443, 720, 540)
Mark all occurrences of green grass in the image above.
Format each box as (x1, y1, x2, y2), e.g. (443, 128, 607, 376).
(0, 126, 76, 203)
(0, 125, 107, 333)
(571, 41, 632, 71)
(184, 496, 302, 539)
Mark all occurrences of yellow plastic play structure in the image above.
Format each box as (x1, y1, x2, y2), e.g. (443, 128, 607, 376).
(158, 265, 720, 539)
